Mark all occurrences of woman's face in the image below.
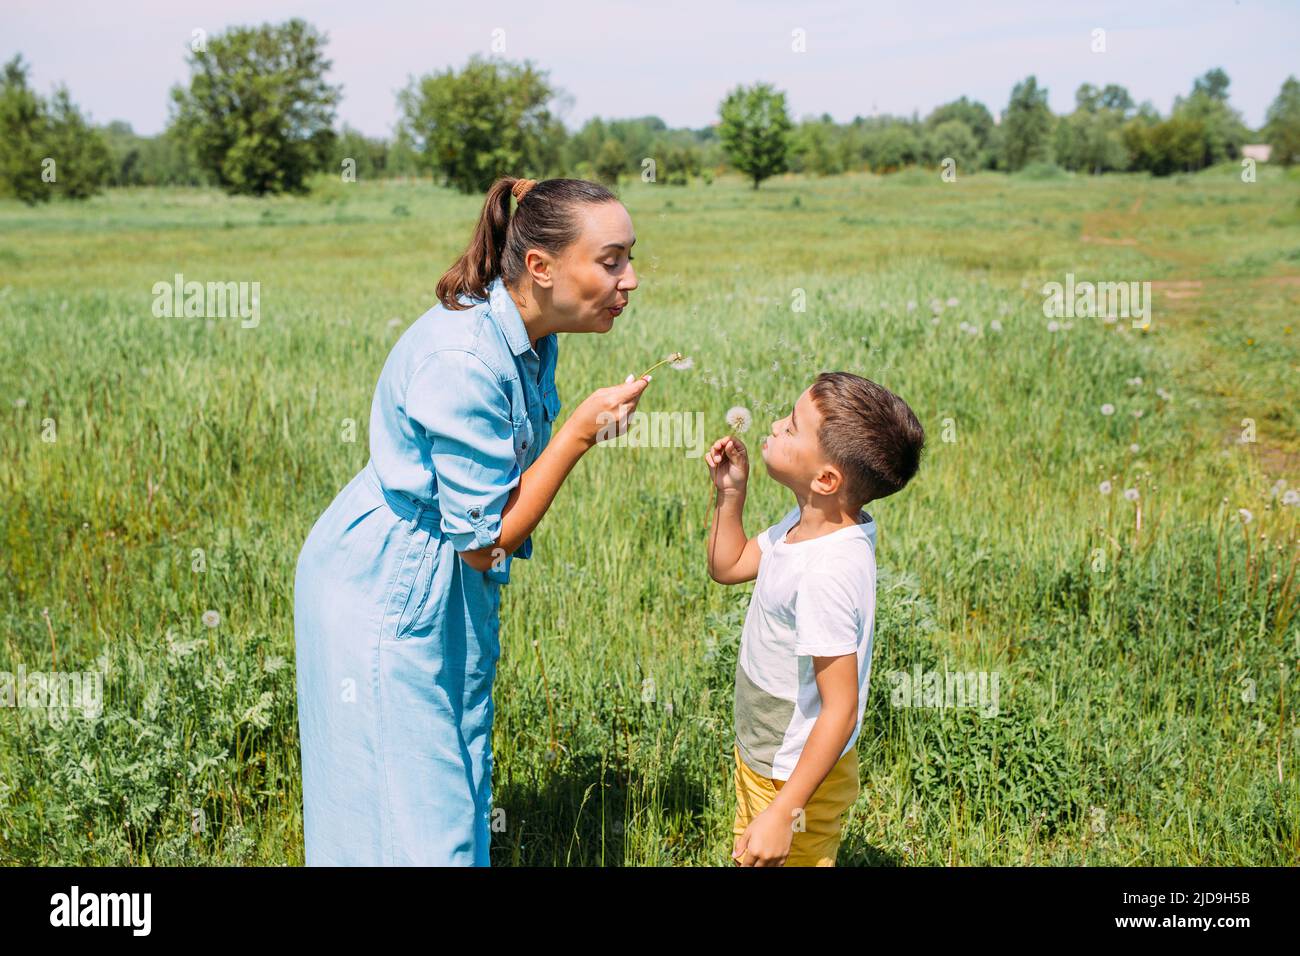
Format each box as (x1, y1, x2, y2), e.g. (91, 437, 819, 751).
(546, 201, 638, 333)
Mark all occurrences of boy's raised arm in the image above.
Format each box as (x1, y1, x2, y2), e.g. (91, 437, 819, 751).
(705, 436, 758, 583)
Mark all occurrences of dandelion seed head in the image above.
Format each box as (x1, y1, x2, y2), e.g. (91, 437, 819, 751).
(1099, 480, 1113, 495)
(202, 609, 221, 628)
(1100, 403, 1115, 416)
(1124, 488, 1139, 502)
(725, 406, 752, 433)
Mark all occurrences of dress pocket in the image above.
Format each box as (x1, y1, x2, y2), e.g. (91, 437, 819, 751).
(390, 529, 436, 641)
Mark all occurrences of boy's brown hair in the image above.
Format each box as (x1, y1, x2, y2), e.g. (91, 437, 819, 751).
(809, 371, 926, 507)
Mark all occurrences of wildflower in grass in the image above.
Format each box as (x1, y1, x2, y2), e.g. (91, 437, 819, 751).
(930, 298, 942, 314)
(1283, 490, 1299, 506)
(1099, 480, 1113, 495)
(959, 321, 978, 335)
(1132, 409, 1144, 418)
(1047, 320, 1060, 332)
(1270, 479, 1286, 497)
(946, 296, 959, 307)
(1239, 508, 1253, 523)
(1124, 488, 1139, 501)
(1129, 443, 1140, 453)
(906, 300, 917, 312)
(1100, 403, 1115, 416)
(725, 406, 752, 433)
(202, 609, 221, 628)
(1156, 387, 1172, 401)
(1127, 376, 1143, 387)
(12, 397, 27, 408)
(990, 319, 1003, 332)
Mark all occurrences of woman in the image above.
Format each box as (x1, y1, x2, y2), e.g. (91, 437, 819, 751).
(294, 176, 647, 865)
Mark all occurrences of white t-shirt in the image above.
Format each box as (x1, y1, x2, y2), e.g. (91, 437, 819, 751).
(733, 503, 877, 780)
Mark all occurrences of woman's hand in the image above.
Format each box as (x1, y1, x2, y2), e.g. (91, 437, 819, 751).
(562, 375, 651, 450)
(705, 435, 749, 494)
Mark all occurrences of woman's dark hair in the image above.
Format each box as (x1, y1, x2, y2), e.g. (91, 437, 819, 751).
(436, 177, 619, 310)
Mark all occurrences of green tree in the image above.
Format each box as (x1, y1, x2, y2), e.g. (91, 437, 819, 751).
(1054, 83, 1132, 174)
(925, 119, 979, 172)
(168, 18, 342, 195)
(1171, 68, 1249, 168)
(397, 54, 566, 193)
(717, 82, 792, 188)
(1001, 75, 1054, 171)
(43, 87, 112, 199)
(593, 138, 625, 186)
(0, 55, 50, 204)
(1263, 76, 1300, 167)
(925, 97, 995, 165)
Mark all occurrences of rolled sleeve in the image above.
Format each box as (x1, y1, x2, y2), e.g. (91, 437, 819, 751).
(407, 349, 518, 553)
(794, 557, 869, 657)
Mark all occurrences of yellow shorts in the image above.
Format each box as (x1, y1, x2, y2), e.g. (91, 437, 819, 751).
(731, 743, 860, 867)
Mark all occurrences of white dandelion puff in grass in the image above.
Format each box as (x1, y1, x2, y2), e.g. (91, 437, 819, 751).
(1099, 480, 1113, 495)
(1047, 320, 1060, 332)
(906, 300, 917, 312)
(201, 609, 221, 629)
(1129, 443, 1140, 453)
(1156, 387, 1172, 402)
(1239, 508, 1253, 523)
(1123, 488, 1139, 502)
(1283, 490, 1299, 506)
(990, 319, 1003, 332)
(946, 296, 959, 307)
(1100, 403, 1115, 416)
(725, 406, 752, 433)
(12, 397, 27, 409)
(1127, 376, 1143, 387)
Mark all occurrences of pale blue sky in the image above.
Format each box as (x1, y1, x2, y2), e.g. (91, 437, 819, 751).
(4, 0, 1297, 137)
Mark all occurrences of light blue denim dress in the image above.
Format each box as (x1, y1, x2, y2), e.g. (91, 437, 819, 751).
(294, 276, 560, 865)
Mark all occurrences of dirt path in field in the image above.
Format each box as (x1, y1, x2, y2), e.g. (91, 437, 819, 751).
(1076, 190, 1300, 477)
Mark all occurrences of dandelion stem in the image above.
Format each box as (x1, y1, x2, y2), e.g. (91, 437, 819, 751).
(638, 352, 683, 380)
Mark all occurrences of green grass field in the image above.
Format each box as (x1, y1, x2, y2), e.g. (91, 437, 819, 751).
(1, 166, 1297, 865)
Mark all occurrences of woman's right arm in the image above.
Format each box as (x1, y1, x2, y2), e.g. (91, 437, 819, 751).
(460, 377, 651, 572)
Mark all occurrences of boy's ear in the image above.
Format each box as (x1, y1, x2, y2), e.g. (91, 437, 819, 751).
(811, 463, 843, 497)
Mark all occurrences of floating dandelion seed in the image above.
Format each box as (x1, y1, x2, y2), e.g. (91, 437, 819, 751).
(725, 406, 752, 433)
(1100, 403, 1115, 416)
(202, 609, 221, 628)
(1123, 488, 1139, 502)
(639, 351, 684, 379)
(1099, 481, 1113, 495)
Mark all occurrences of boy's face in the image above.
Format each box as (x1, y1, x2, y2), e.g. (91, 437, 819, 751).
(759, 386, 842, 497)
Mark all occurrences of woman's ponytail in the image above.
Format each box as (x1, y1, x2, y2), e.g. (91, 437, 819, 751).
(435, 177, 519, 310)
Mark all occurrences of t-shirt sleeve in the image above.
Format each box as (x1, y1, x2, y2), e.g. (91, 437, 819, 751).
(757, 505, 801, 554)
(794, 552, 874, 656)
(406, 349, 518, 553)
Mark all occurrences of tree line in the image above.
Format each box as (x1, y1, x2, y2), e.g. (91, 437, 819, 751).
(2, 17, 1299, 203)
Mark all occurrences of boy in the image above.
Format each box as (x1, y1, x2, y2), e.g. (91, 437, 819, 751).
(705, 371, 925, 866)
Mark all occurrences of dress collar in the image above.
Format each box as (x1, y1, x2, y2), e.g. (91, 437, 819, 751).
(487, 276, 534, 357)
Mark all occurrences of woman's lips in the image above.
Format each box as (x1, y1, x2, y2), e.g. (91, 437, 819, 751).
(607, 305, 624, 317)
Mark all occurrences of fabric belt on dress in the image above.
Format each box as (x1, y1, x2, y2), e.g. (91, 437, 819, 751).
(365, 460, 442, 533)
